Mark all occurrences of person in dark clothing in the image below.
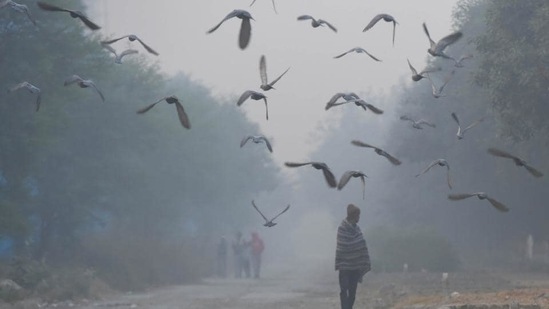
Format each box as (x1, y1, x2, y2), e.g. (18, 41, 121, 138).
(216, 236, 228, 278)
(335, 204, 371, 309)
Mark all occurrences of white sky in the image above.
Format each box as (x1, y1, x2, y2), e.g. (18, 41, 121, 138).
(87, 0, 458, 165)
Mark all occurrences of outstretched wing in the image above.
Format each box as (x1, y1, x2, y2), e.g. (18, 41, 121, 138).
(447, 193, 476, 201)
(240, 136, 252, 148)
(319, 19, 337, 32)
(9, 81, 30, 92)
(251, 200, 269, 223)
(524, 164, 544, 178)
(363, 14, 383, 32)
(416, 160, 440, 177)
(174, 100, 191, 129)
(259, 55, 268, 86)
(320, 165, 337, 188)
(237, 90, 254, 106)
(334, 49, 352, 59)
(337, 171, 355, 190)
(270, 204, 290, 222)
(260, 136, 273, 153)
(363, 49, 382, 62)
(462, 117, 484, 133)
(434, 31, 463, 54)
(297, 15, 314, 21)
(486, 197, 509, 213)
(407, 59, 418, 76)
(451, 112, 461, 126)
(136, 97, 166, 114)
(351, 140, 376, 149)
(89, 82, 105, 102)
(284, 161, 312, 168)
(118, 49, 139, 61)
(100, 35, 130, 45)
(207, 10, 238, 33)
(381, 151, 401, 166)
(36, 1, 69, 13)
(238, 17, 252, 49)
(364, 102, 384, 114)
(75, 12, 101, 30)
(268, 67, 290, 87)
(135, 37, 159, 56)
(417, 120, 435, 128)
(101, 42, 117, 56)
(487, 148, 518, 160)
(63, 75, 83, 86)
(422, 22, 435, 47)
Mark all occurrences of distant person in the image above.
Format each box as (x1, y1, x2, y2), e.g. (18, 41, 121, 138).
(250, 231, 265, 279)
(335, 204, 371, 309)
(232, 231, 250, 278)
(216, 236, 228, 278)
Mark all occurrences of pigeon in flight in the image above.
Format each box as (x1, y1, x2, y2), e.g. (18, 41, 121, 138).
(338, 170, 368, 200)
(240, 135, 273, 153)
(407, 59, 441, 82)
(416, 159, 452, 189)
(334, 47, 381, 62)
(351, 140, 401, 166)
(137, 95, 191, 129)
(422, 22, 462, 60)
(237, 90, 268, 120)
(400, 115, 436, 129)
(101, 34, 159, 56)
(451, 112, 483, 140)
(1, 0, 36, 26)
(487, 148, 543, 178)
(8, 81, 41, 111)
(64, 75, 105, 102)
(259, 55, 290, 91)
(250, 0, 277, 14)
(363, 14, 398, 46)
(297, 15, 337, 32)
(207, 9, 254, 50)
(428, 70, 454, 98)
(101, 43, 138, 64)
(252, 200, 290, 227)
(448, 193, 509, 213)
(284, 161, 337, 188)
(37, 1, 100, 30)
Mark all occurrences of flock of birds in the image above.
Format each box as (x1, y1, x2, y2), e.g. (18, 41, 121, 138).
(1, 0, 545, 227)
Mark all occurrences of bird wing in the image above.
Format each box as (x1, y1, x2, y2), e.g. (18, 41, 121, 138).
(259, 55, 268, 86)
(36, 1, 70, 13)
(35, 92, 41, 112)
(363, 14, 383, 32)
(416, 160, 440, 177)
(327, 93, 345, 105)
(318, 19, 337, 32)
(486, 197, 510, 212)
(351, 140, 375, 149)
(407, 59, 419, 76)
(451, 112, 461, 126)
(252, 200, 270, 223)
(462, 117, 484, 133)
(447, 193, 476, 200)
(382, 151, 402, 166)
(417, 120, 435, 127)
(75, 13, 101, 30)
(174, 100, 191, 129)
(524, 164, 544, 178)
(135, 37, 159, 56)
(271, 0, 277, 14)
(136, 97, 166, 114)
(334, 49, 351, 59)
(268, 67, 290, 87)
(263, 97, 269, 120)
(364, 102, 384, 114)
(207, 10, 238, 33)
(89, 82, 105, 102)
(319, 165, 337, 188)
(101, 43, 117, 56)
(100, 35, 130, 45)
(239, 17, 252, 49)
(20, 5, 37, 26)
(9, 81, 30, 92)
(400, 115, 414, 123)
(363, 49, 382, 62)
(240, 136, 253, 148)
(260, 136, 273, 153)
(63, 75, 83, 86)
(297, 15, 314, 21)
(118, 49, 139, 61)
(237, 90, 254, 106)
(422, 22, 435, 47)
(270, 204, 290, 222)
(487, 148, 518, 160)
(446, 168, 452, 189)
(284, 161, 312, 168)
(392, 20, 397, 46)
(434, 31, 463, 53)
(337, 171, 355, 190)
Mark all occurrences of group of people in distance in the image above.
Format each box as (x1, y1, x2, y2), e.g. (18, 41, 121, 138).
(216, 230, 265, 279)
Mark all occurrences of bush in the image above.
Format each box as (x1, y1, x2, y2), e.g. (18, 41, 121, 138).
(366, 225, 460, 272)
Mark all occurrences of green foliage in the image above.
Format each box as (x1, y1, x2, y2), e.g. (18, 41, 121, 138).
(367, 226, 460, 272)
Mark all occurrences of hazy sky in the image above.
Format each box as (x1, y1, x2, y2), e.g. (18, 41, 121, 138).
(87, 0, 459, 165)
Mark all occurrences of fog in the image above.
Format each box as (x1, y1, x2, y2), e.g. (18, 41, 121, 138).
(0, 0, 548, 303)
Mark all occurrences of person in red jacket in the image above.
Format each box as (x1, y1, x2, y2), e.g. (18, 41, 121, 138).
(250, 231, 265, 279)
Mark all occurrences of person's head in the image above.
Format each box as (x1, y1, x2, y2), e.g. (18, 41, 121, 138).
(346, 204, 360, 224)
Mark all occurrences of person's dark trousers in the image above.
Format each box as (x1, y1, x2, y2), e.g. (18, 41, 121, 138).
(339, 269, 362, 309)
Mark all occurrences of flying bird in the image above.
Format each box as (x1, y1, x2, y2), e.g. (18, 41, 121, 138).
(101, 34, 159, 56)
(422, 22, 462, 60)
(487, 148, 543, 178)
(453, 53, 473, 68)
(415, 159, 452, 189)
(8, 81, 41, 111)
(207, 9, 254, 50)
(249, 0, 277, 14)
(325, 92, 359, 110)
(259, 55, 290, 91)
(101, 43, 138, 64)
(236, 90, 268, 120)
(407, 59, 441, 82)
(252, 200, 290, 227)
(297, 15, 337, 32)
(351, 140, 401, 166)
(137, 95, 191, 129)
(240, 135, 273, 153)
(448, 192, 509, 213)
(284, 161, 337, 188)
(451, 112, 484, 140)
(1, 0, 36, 26)
(337, 170, 368, 200)
(400, 115, 436, 129)
(36, 1, 100, 30)
(334, 47, 381, 62)
(64, 75, 105, 102)
(428, 70, 455, 98)
(363, 14, 398, 46)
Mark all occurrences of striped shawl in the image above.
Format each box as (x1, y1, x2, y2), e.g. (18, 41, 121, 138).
(335, 219, 371, 273)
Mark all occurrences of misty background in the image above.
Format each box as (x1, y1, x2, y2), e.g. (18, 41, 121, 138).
(0, 0, 548, 299)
